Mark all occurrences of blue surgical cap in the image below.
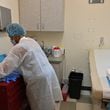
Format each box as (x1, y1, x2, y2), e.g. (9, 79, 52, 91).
(6, 23, 26, 37)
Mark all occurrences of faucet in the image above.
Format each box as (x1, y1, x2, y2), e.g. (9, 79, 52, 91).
(41, 41, 44, 50)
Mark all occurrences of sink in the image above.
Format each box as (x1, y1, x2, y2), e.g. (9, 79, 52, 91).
(43, 47, 52, 57)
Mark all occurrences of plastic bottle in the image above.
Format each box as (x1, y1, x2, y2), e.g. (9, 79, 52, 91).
(62, 84, 68, 101)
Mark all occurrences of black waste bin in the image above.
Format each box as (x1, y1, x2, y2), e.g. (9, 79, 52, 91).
(68, 71, 83, 99)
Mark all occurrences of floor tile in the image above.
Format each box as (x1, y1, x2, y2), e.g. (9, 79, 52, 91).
(76, 102, 92, 110)
(60, 101, 76, 110)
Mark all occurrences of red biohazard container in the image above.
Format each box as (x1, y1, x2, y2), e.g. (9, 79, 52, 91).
(0, 77, 28, 110)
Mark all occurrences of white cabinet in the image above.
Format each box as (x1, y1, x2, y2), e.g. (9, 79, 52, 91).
(19, 0, 40, 31)
(19, 0, 64, 31)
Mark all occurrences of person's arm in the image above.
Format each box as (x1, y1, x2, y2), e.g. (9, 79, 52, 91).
(0, 45, 27, 77)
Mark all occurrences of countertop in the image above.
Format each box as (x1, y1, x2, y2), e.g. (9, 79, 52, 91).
(48, 55, 65, 64)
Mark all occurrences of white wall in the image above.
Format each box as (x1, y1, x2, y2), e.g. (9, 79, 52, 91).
(27, 0, 110, 86)
(0, 0, 19, 53)
(63, 0, 110, 86)
(1, 0, 110, 86)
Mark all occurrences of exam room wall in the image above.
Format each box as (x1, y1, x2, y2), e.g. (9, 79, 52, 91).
(0, 0, 110, 87)
(0, 0, 19, 53)
(27, 0, 110, 87)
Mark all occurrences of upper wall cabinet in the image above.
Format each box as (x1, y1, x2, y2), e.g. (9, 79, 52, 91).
(19, 0, 64, 32)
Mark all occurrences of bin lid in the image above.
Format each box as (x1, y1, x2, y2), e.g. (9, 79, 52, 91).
(68, 71, 83, 79)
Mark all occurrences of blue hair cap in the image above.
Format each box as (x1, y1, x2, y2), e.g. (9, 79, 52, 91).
(6, 23, 26, 37)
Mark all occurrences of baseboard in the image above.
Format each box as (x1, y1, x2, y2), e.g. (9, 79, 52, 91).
(81, 86, 91, 91)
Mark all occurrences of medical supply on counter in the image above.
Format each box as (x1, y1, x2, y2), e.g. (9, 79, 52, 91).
(52, 46, 62, 57)
(43, 46, 52, 57)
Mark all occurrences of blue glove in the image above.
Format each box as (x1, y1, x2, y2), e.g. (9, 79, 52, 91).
(0, 69, 22, 83)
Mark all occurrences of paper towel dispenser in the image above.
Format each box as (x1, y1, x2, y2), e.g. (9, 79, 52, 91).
(0, 6, 11, 31)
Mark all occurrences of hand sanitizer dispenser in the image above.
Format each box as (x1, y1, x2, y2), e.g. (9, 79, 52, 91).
(0, 6, 11, 31)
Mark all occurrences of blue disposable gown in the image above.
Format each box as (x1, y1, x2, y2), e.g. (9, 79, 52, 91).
(0, 37, 63, 110)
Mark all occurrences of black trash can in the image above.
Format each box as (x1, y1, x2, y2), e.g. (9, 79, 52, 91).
(68, 71, 83, 99)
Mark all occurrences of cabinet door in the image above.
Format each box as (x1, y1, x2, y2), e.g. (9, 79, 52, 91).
(19, 0, 41, 31)
(41, 0, 64, 31)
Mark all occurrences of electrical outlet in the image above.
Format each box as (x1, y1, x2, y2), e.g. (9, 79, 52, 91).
(100, 37, 104, 44)
(99, 37, 104, 48)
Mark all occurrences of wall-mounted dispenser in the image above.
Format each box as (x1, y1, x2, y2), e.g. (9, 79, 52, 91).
(0, 6, 11, 31)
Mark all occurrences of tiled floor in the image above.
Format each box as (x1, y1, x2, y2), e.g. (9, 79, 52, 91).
(76, 103, 92, 110)
(60, 102, 76, 110)
(60, 90, 92, 110)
